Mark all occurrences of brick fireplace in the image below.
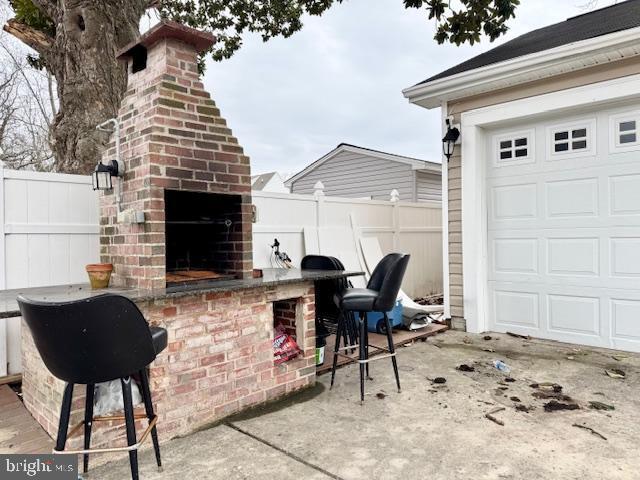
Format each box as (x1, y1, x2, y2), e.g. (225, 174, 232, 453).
(19, 21, 357, 455)
(100, 21, 253, 290)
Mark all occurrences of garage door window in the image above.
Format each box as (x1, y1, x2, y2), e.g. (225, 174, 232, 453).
(548, 120, 595, 159)
(494, 130, 534, 166)
(610, 111, 640, 152)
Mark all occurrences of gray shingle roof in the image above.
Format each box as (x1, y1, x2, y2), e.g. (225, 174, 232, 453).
(420, 0, 640, 85)
(251, 172, 277, 191)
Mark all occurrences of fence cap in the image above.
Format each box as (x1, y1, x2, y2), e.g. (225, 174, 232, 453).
(313, 181, 325, 198)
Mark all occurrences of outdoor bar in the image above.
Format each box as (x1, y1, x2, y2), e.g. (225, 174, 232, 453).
(8, 21, 360, 451)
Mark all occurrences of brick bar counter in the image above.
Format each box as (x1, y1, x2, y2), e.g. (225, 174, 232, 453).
(2, 269, 360, 450)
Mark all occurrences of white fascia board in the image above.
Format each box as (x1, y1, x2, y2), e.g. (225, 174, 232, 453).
(403, 26, 640, 110)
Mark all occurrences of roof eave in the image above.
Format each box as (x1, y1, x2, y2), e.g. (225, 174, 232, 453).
(403, 25, 640, 110)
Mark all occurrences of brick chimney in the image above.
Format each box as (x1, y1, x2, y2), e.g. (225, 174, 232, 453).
(100, 21, 253, 290)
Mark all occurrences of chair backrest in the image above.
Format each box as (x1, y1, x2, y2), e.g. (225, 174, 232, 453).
(18, 294, 157, 385)
(301, 255, 348, 322)
(301, 255, 337, 271)
(367, 253, 411, 312)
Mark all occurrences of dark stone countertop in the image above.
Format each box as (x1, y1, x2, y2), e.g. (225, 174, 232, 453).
(0, 269, 364, 318)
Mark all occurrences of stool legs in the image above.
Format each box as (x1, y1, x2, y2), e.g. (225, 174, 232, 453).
(364, 314, 372, 381)
(139, 369, 162, 470)
(83, 384, 95, 473)
(121, 377, 139, 480)
(330, 312, 345, 389)
(383, 313, 401, 393)
(55, 383, 74, 453)
(331, 310, 401, 402)
(359, 312, 367, 404)
(346, 312, 358, 354)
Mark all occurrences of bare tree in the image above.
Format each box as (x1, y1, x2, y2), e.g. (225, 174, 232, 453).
(0, 12, 56, 171)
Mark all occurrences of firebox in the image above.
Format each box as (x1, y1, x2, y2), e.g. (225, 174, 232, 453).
(165, 190, 244, 286)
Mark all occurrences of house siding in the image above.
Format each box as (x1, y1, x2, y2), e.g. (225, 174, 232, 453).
(444, 56, 640, 330)
(290, 150, 415, 201)
(416, 171, 442, 202)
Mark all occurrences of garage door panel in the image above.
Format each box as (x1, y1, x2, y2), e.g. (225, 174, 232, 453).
(547, 294, 600, 337)
(547, 237, 599, 277)
(610, 174, 640, 216)
(492, 289, 540, 331)
(493, 238, 538, 274)
(490, 184, 537, 220)
(610, 237, 640, 277)
(545, 178, 599, 218)
(486, 106, 640, 351)
(611, 299, 640, 341)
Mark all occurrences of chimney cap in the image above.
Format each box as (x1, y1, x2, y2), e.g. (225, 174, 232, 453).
(117, 20, 216, 60)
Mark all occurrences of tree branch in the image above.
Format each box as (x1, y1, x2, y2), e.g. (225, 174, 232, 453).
(0, 42, 52, 128)
(3, 18, 53, 55)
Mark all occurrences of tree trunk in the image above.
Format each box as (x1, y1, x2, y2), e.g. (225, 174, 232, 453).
(5, 1, 149, 173)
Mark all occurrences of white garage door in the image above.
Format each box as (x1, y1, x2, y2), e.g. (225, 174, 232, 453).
(487, 105, 640, 352)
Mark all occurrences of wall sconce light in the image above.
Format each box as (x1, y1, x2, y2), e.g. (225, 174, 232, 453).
(94, 118, 124, 192)
(442, 118, 460, 162)
(92, 159, 123, 191)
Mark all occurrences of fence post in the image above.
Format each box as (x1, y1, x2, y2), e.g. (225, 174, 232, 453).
(0, 164, 5, 291)
(390, 190, 400, 251)
(314, 182, 325, 245)
(0, 164, 6, 376)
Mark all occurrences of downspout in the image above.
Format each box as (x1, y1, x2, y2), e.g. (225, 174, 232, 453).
(440, 101, 451, 320)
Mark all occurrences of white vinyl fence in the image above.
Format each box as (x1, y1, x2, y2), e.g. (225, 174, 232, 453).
(252, 189, 443, 299)
(0, 166, 99, 376)
(0, 169, 442, 377)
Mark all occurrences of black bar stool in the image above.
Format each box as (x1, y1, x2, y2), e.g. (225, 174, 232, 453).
(18, 294, 167, 480)
(330, 253, 410, 403)
(301, 255, 358, 350)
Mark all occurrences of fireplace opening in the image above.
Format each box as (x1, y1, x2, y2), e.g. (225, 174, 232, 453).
(165, 190, 244, 286)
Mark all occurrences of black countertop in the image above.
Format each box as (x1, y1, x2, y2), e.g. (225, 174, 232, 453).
(0, 269, 363, 318)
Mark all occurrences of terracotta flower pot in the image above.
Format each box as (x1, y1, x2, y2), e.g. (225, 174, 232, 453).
(86, 263, 113, 289)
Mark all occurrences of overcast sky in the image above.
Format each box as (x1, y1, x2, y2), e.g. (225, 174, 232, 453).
(202, 0, 612, 176)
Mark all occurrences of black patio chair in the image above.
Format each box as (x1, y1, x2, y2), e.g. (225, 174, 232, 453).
(301, 255, 359, 351)
(330, 253, 410, 403)
(17, 294, 167, 480)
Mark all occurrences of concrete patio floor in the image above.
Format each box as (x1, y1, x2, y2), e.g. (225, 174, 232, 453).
(91, 330, 640, 480)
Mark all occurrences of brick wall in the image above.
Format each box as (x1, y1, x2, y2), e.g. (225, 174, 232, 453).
(21, 282, 316, 449)
(100, 23, 253, 290)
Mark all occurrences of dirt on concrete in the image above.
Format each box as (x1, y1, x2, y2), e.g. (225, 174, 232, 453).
(91, 331, 640, 480)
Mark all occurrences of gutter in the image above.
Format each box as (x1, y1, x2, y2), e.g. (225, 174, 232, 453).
(403, 26, 640, 109)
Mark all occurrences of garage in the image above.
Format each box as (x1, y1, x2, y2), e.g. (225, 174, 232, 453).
(403, 2, 640, 352)
(486, 105, 640, 351)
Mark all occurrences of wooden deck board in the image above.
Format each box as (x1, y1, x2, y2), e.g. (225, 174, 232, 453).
(0, 385, 52, 454)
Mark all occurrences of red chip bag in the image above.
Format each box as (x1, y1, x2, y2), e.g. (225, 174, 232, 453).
(273, 330, 301, 365)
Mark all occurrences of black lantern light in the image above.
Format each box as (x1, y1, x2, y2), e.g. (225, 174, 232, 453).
(92, 160, 121, 191)
(442, 119, 460, 162)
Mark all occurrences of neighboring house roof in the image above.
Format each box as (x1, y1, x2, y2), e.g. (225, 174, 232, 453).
(252, 172, 278, 191)
(404, 0, 640, 108)
(285, 143, 441, 187)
